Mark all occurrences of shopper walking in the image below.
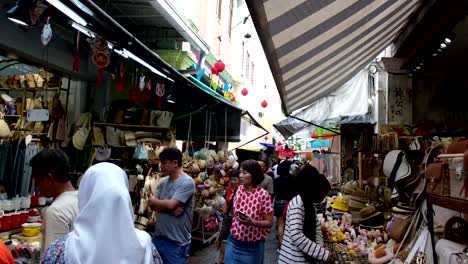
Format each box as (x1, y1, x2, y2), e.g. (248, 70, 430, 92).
(278, 165, 334, 264)
(224, 159, 273, 264)
(258, 161, 274, 199)
(148, 148, 195, 264)
(30, 150, 78, 256)
(273, 160, 294, 244)
(41, 162, 162, 264)
(216, 169, 240, 264)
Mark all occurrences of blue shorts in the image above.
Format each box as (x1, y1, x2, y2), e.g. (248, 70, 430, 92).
(224, 235, 265, 264)
(152, 236, 190, 264)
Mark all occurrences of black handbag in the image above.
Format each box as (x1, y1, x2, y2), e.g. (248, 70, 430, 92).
(218, 187, 238, 241)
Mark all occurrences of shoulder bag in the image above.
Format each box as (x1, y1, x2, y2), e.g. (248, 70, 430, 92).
(218, 187, 239, 241)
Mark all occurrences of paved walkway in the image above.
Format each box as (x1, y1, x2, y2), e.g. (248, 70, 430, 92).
(189, 223, 280, 264)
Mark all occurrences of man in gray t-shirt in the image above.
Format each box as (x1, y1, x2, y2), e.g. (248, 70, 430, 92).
(149, 148, 195, 264)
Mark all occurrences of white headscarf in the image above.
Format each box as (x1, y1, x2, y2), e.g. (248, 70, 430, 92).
(65, 162, 153, 264)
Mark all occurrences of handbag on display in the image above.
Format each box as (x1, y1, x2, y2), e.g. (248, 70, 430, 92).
(72, 113, 92, 150)
(95, 145, 111, 162)
(106, 126, 122, 146)
(0, 113, 10, 138)
(218, 187, 239, 241)
(388, 214, 414, 243)
(425, 162, 450, 196)
(133, 143, 148, 160)
(93, 126, 105, 145)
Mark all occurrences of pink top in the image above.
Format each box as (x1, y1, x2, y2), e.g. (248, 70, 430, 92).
(230, 185, 273, 242)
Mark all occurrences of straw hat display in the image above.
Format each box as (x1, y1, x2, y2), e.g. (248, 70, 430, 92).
(331, 197, 349, 212)
(359, 206, 383, 226)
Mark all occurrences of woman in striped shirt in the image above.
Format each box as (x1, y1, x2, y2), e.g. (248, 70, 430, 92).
(278, 165, 334, 264)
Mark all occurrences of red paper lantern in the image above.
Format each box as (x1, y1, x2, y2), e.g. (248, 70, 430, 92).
(211, 68, 218, 76)
(214, 60, 225, 72)
(261, 100, 268, 108)
(241, 88, 248, 96)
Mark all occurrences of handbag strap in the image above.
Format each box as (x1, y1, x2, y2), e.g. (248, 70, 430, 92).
(226, 186, 239, 216)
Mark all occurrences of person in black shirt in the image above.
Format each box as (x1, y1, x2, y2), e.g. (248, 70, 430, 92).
(273, 160, 293, 244)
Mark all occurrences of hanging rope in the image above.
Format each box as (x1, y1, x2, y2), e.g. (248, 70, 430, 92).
(186, 113, 194, 155)
(224, 107, 228, 150)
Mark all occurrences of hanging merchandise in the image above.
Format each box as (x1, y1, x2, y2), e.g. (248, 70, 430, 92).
(117, 62, 125, 92)
(73, 32, 80, 72)
(139, 78, 151, 105)
(91, 36, 111, 87)
(139, 74, 146, 91)
(155, 80, 165, 109)
(129, 69, 139, 103)
(41, 17, 53, 46)
(72, 113, 92, 150)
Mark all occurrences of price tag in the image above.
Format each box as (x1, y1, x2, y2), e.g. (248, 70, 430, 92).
(26, 109, 49, 122)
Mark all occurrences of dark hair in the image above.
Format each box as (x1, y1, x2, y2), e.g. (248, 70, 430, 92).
(229, 169, 240, 178)
(159, 148, 182, 167)
(277, 160, 292, 176)
(30, 149, 71, 183)
(296, 165, 331, 243)
(240, 159, 264, 187)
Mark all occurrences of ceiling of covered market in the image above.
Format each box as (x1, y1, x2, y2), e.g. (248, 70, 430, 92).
(93, 0, 185, 49)
(415, 14, 468, 77)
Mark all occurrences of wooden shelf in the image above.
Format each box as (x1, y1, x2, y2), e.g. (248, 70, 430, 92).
(94, 122, 170, 132)
(0, 87, 63, 92)
(429, 194, 468, 213)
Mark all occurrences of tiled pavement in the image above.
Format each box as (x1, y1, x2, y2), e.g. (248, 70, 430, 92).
(189, 222, 280, 264)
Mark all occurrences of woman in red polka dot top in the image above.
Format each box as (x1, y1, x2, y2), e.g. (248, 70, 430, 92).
(224, 159, 274, 264)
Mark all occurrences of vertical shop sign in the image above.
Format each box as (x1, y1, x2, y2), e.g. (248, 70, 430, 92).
(388, 75, 412, 125)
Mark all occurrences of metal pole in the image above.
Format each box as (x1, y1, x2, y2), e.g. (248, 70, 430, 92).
(288, 115, 340, 135)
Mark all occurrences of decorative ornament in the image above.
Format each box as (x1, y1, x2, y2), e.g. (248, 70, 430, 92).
(129, 70, 139, 103)
(261, 100, 268, 108)
(223, 81, 230, 91)
(117, 62, 125, 92)
(241, 88, 248, 96)
(72, 31, 80, 73)
(91, 36, 110, 87)
(211, 68, 218, 76)
(139, 75, 145, 91)
(210, 74, 219, 90)
(41, 17, 53, 46)
(155, 80, 165, 109)
(140, 78, 151, 105)
(214, 60, 225, 72)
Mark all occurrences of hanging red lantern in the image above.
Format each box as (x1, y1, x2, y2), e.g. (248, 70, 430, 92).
(211, 68, 219, 76)
(261, 100, 268, 108)
(214, 60, 225, 72)
(241, 88, 248, 96)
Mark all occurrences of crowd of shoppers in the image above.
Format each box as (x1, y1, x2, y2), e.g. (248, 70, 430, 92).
(24, 146, 332, 264)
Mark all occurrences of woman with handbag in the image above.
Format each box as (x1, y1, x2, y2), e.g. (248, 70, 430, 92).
(224, 160, 273, 264)
(216, 169, 240, 264)
(278, 165, 334, 264)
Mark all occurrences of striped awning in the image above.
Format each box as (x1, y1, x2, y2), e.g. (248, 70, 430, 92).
(246, 0, 421, 114)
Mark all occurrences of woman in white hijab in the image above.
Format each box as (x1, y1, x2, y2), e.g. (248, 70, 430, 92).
(41, 162, 163, 264)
